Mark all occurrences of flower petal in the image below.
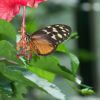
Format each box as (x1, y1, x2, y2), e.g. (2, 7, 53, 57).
(0, 0, 46, 21)
(15, 0, 28, 6)
(27, 0, 46, 8)
(0, 0, 20, 21)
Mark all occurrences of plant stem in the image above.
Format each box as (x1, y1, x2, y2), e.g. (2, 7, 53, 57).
(21, 6, 26, 38)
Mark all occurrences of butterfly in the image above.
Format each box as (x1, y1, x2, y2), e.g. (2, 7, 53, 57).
(25, 24, 71, 56)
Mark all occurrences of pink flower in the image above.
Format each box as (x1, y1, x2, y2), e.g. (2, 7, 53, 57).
(27, 0, 46, 7)
(0, 0, 45, 21)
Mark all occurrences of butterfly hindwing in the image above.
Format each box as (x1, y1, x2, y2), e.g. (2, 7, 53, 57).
(26, 24, 71, 55)
(29, 35, 55, 55)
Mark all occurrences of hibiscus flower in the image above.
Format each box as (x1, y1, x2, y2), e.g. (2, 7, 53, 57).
(0, 0, 45, 21)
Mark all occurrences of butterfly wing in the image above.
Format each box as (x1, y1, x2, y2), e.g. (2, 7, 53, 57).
(29, 34, 56, 55)
(27, 24, 71, 55)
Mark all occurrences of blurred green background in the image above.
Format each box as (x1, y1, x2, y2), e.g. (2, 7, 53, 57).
(0, 0, 100, 100)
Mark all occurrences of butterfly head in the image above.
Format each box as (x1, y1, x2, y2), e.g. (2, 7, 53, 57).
(25, 33, 32, 42)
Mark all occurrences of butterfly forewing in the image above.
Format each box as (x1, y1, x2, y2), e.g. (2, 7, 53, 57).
(27, 24, 71, 55)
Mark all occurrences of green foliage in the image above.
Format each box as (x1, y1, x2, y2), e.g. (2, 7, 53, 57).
(30, 55, 75, 82)
(80, 88, 95, 95)
(69, 53, 79, 75)
(0, 40, 17, 61)
(0, 19, 94, 100)
(26, 20, 38, 33)
(28, 67, 55, 82)
(77, 50, 95, 61)
(0, 19, 16, 45)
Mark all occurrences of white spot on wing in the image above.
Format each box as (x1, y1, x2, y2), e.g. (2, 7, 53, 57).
(62, 30, 66, 32)
(64, 33, 67, 36)
(57, 33, 62, 38)
(52, 27, 58, 32)
(42, 29, 50, 34)
(47, 26, 51, 28)
(65, 28, 69, 31)
(47, 32, 51, 34)
(56, 25, 60, 27)
(59, 27, 63, 29)
(67, 32, 70, 35)
(42, 29, 48, 32)
(51, 34, 56, 40)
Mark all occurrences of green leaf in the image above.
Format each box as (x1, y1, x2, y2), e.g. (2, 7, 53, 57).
(0, 40, 16, 61)
(24, 71, 66, 100)
(0, 84, 13, 96)
(56, 42, 79, 76)
(0, 63, 36, 92)
(77, 50, 95, 61)
(11, 82, 27, 100)
(56, 43, 69, 53)
(0, 73, 13, 96)
(0, 40, 21, 65)
(0, 63, 22, 82)
(58, 64, 73, 75)
(26, 21, 38, 33)
(30, 56, 75, 82)
(69, 53, 79, 75)
(28, 67, 55, 82)
(0, 63, 65, 100)
(80, 88, 95, 95)
(0, 64, 12, 96)
(0, 19, 16, 44)
(68, 32, 78, 41)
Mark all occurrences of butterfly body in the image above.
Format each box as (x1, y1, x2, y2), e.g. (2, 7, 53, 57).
(25, 24, 71, 56)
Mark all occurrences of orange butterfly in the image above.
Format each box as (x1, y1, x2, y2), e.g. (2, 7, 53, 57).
(17, 24, 71, 59)
(26, 24, 71, 55)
